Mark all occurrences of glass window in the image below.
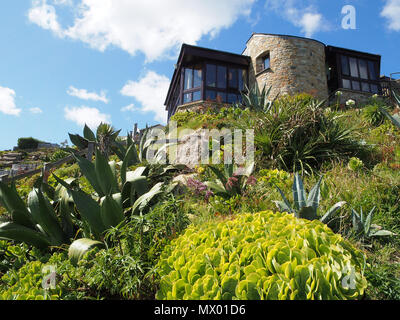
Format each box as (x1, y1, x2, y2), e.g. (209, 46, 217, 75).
(361, 82, 370, 92)
(193, 90, 201, 102)
(205, 90, 216, 101)
(193, 66, 202, 88)
(341, 55, 350, 76)
(183, 92, 192, 104)
(349, 58, 359, 78)
(264, 55, 270, 70)
(370, 84, 379, 94)
(368, 61, 377, 80)
(238, 69, 246, 91)
(184, 68, 193, 90)
(358, 60, 369, 79)
(352, 81, 361, 91)
(228, 68, 238, 89)
(216, 92, 226, 103)
(206, 64, 216, 87)
(342, 79, 351, 89)
(217, 66, 227, 89)
(228, 93, 239, 104)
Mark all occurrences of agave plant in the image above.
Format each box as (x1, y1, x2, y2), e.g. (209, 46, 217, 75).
(240, 84, 276, 113)
(274, 173, 346, 224)
(380, 91, 400, 130)
(54, 148, 167, 237)
(204, 161, 255, 198)
(0, 179, 74, 249)
(352, 207, 396, 239)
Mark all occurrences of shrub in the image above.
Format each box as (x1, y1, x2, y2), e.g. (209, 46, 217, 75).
(49, 149, 70, 162)
(156, 211, 367, 300)
(0, 260, 60, 300)
(253, 94, 369, 174)
(17, 137, 41, 150)
(363, 104, 391, 127)
(348, 157, 364, 172)
(259, 169, 291, 189)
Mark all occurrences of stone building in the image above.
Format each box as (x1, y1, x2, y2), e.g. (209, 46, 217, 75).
(165, 33, 385, 120)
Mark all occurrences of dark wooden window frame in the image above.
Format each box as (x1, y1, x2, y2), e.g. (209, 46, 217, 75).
(337, 54, 380, 94)
(182, 66, 203, 104)
(203, 59, 248, 104)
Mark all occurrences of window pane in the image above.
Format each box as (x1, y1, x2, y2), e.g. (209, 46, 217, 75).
(368, 61, 377, 80)
(341, 55, 350, 76)
(192, 90, 201, 102)
(359, 60, 369, 79)
(217, 66, 227, 89)
(349, 57, 359, 78)
(228, 68, 238, 89)
(342, 79, 351, 89)
(216, 92, 226, 103)
(370, 84, 379, 94)
(183, 92, 192, 104)
(264, 56, 270, 70)
(228, 93, 239, 104)
(205, 90, 216, 101)
(193, 65, 202, 88)
(184, 68, 193, 90)
(206, 64, 216, 87)
(352, 81, 361, 91)
(361, 82, 370, 92)
(238, 69, 246, 91)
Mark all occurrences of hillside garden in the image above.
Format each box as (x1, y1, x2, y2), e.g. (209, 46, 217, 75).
(0, 89, 399, 300)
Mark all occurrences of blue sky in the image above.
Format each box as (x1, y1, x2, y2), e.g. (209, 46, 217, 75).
(0, 0, 399, 150)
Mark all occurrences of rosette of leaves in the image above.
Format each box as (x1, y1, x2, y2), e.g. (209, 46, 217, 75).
(156, 211, 367, 300)
(347, 157, 364, 172)
(0, 179, 75, 249)
(0, 261, 60, 300)
(274, 173, 346, 224)
(352, 207, 397, 240)
(204, 162, 255, 199)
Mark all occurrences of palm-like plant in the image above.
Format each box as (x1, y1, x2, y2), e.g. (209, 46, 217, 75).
(274, 173, 346, 224)
(69, 123, 121, 160)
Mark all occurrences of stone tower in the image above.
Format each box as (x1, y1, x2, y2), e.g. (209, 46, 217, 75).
(243, 34, 329, 100)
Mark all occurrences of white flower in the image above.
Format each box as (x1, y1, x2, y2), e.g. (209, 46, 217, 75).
(346, 99, 356, 106)
(372, 94, 379, 99)
(335, 91, 343, 96)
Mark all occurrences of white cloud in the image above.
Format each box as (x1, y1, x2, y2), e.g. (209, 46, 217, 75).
(28, 0, 64, 37)
(381, 0, 400, 31)
(29, 107, 43, 114)
(67, 86, 108, 103)
(28, 0, 255, 61)
(121, 71, 170, 124)
(0, 86, 22, 116)
(300, 12, 323, 38)
(64, 105, 111, 128)
(121, 104, 137, 112)
(266, 0, 326, 37)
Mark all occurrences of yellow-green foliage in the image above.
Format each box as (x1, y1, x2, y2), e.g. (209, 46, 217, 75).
(0, 261, 60, 300)
(259, 169, 291, 189)
(156, 211, 367, 300)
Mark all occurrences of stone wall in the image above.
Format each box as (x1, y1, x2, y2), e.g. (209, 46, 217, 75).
(243, 34, 329, 100)
(331, 89, 375, 107)
(175, 100, 232, 114)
